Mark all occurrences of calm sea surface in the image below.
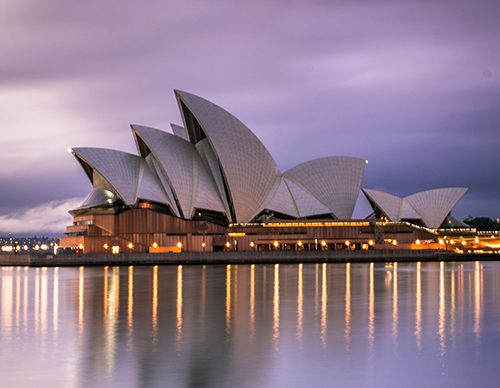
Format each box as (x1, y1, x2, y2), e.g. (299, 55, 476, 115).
(1, 262, 500, 387)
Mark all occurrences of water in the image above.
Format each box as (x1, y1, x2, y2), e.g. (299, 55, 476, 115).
(1, 262, 500, 387)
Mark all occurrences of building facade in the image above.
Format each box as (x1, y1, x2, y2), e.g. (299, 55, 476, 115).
(60, 90, 468, 253)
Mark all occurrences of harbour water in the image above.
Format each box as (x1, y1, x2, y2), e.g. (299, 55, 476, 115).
(1, 262, 499, 387)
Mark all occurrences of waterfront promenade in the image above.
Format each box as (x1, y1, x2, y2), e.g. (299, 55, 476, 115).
(1, 249, 499, 267)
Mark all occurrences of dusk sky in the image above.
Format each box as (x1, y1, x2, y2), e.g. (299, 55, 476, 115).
(1, 0, 499, 233)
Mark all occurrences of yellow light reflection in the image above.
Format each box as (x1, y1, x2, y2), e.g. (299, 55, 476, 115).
(103, 266, 108, 319)
(451, 266, 456, 343)
(392, 262, 398, 343)
(152, 266, 158, 337)
(53, 268, 59, 334)
(415, 262, 422, 350)
(1, 268, 13, 338)
(438, 261, 446, 358)
(226, 265, 231, 335)
(369, 263, 375, 350)
(23, 267, 28, 333)
(345, 263, 351, 349)
(250, 264, 255, 338)
(176, 265, 183, 343)
(321, 263, 327, 347)
(104, 266, 120, 377)
(128, 266, 133, 331)
(78, 267, 84, 334)
(297, 263, 303, 345)
(273, 264, 280, 349)
(16, 268, 20, 329)
(35, 268, 40, 333)
(113, 267, 120, 317)
(41, 268, 48, 335)
(315, 264, 319, 317)
(474, 261, 482, 339)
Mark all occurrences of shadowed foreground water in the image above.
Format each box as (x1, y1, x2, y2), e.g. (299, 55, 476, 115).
(1, 262, 500, 387)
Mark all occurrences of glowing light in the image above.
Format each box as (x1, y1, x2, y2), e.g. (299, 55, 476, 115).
(321, 263, 327, 347)
(111, 246, 120, 254)
(297, 263, 303, 344)
(345, 240, 350, 246)
(201, 242, 206, 248)
(415, 239, 421, 245)
(273, 264, 280, 348)
(392, 240, 398, 246)
(249, 241, 255, 248)
(273, 241, 279, 248)
(78, 243, 84, 250)
(152, 242, 158, 249)
(176, 265, 183, 342)
(40, 244, 48, 250)
(450, 239, 455, 245)
(439, 239, 445, 245)
(475, 237, 479, 244)
(297, 241, 303, 247)
(103, 243, 109, 249)
(127, 242, 134, 249)
(152, 266, 158, 337)
(461, 240, 466, 246)
(368, 240, 374, 246)
(225, 242, 231, 248)
(176, 242, 183, 249)
(321, 240, 327, 247)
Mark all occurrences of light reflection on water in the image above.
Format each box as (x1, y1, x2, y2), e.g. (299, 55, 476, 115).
(1, 261, 500, 387)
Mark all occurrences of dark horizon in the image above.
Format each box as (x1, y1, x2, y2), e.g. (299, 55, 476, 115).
(1, 0, 499, 233)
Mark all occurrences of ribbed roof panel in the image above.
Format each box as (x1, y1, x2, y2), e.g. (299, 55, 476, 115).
(284, 178, 331, 217)
(285, 157, 366, 219)
(170, 123, 188, 140)
(264, 178, 299, 218)
(132, 125, 225, 217)
(405, 187, 468, 228)
(71, 147, 141, 205)
(362, 188, 402, 221)
(175, 90, 281, 223)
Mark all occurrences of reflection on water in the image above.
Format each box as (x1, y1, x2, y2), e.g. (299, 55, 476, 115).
(344, 263, 351, 349)
(1, 262, 500, 387)
(297, 263, 303, 345)
(273, 264, 280, 349)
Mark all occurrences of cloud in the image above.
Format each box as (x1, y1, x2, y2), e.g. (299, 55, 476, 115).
(0, 0, 499, 218)
(0, 197, 83, 235)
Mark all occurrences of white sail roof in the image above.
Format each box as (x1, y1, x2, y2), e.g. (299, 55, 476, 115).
(175, 90, 281, 223)
(170, 123, 188, 140)
(362, 188, 402, 221)
(132, 125, 226, 218)
(285, 157, 366, 219)
(405, 187, 468, 229)
(70, 147, 169, 206)
(284, 178, 332, 217)
(363, 187, 468, 228)
(263, 178, 299, 218)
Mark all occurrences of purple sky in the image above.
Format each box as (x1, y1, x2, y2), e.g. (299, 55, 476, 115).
(1, 0, 499, 233)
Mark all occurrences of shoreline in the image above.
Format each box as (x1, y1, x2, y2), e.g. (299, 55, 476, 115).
(1, 249, 499, 267)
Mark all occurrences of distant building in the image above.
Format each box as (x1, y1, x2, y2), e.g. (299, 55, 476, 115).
(60, 90, 469, 253)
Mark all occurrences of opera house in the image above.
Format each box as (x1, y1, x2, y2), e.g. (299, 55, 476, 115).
(60, 90, 469, 253)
